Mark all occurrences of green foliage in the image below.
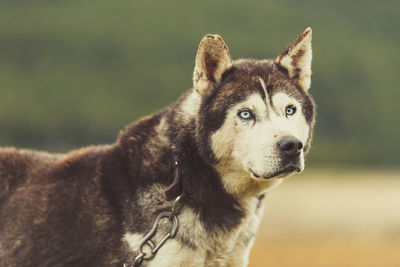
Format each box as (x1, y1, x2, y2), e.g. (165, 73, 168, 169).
(0, 0, 399, 167)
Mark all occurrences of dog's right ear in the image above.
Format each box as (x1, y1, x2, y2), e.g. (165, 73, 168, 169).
(193, 34, 232, 96)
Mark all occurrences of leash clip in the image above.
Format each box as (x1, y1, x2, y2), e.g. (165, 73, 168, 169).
(125, 195, 185, 267)
(170, 194, 184, 217)
(130, 211, 179, 267)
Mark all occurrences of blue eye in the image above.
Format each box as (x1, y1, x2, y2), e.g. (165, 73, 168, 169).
(285, 105, 296, 116)
(238, 110, 254, 120)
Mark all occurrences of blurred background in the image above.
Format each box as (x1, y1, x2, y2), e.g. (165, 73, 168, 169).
(0, 0, 399, 266)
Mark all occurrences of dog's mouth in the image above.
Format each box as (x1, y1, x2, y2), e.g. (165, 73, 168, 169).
(250, 165, 301, 180)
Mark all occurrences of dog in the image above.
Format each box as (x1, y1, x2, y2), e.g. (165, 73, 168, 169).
(0, 28, 315, 267)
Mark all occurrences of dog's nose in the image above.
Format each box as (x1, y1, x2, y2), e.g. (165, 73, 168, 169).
(277, 136, 303, 157)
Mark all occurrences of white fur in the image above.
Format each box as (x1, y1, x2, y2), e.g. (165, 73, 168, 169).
(211, 90, 310, 196)
(258, 76, 272, 112)
(179, 90, 201, 123)
(122, 197, 264, 267)
(123, 233, 144, 252)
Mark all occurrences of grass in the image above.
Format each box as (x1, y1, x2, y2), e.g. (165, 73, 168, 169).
(248, 169, 400, 267)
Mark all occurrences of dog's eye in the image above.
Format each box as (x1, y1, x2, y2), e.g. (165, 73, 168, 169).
(238, 110, 254, 120)
(285, 105, 296, 116)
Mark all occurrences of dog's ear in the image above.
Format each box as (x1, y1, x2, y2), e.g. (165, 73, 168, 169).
(276, 28, 312, 91)
(193, 34, 232, 96)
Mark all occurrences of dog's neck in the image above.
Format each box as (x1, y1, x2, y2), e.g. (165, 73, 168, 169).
(118, 89, 272, 203)
(115, 89, 271, 231)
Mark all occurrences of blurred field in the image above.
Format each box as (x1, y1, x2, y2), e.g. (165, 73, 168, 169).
(248, 169, 400, 267)
(0, 0, 399, 167)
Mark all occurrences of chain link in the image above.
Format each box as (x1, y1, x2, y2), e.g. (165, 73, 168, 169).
(124, 195, 184, 267)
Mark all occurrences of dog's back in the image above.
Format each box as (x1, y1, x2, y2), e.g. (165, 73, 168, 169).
(0, 148, 59, 205)
(0, 146, 125, 266)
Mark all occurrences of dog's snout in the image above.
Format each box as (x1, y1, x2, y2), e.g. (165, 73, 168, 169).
(277, 136, 303, 157)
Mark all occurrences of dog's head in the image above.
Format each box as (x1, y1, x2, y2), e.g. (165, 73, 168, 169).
(192, 29, 315, 196)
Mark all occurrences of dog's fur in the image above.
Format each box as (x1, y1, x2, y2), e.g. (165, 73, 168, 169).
(0, 29, 315, 267)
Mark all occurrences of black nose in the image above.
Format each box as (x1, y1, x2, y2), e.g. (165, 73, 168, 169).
(277, 136, 303, 157)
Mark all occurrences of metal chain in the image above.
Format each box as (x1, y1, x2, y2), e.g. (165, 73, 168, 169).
(124, 195, 184, 267)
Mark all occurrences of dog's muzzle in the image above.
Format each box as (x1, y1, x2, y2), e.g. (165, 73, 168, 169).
(251, 135, 303, 179)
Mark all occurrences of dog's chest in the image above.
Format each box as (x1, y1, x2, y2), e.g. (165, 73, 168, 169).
(123, 197, 264, 267)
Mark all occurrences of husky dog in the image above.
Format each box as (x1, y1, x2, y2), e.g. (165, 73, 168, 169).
(0, 28, 315, 267)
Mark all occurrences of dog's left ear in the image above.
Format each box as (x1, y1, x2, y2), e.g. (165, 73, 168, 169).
(193, 34, 232, 96)
(276, 27, 312, 91)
